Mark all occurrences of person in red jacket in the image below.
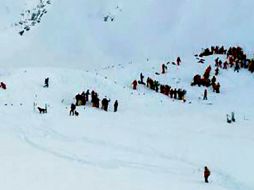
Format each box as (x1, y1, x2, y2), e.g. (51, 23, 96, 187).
(203, 65, 212, 79)
(204, 166, 211, 183)
(132, 80, 137, 90)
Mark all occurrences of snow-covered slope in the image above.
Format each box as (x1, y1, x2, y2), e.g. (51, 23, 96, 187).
(0, 1, 254, 190)
(1, 58, 254, 190)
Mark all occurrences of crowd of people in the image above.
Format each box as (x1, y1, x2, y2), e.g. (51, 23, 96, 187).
(191, 65, 221, 94)
(199, 46, 227, 57)
(132, 73, 187, 102)
(192, 45, 254, 100)
(71, 90, 118, 115)
(199, 46, 254, 73)
(219, 46, 254, 73)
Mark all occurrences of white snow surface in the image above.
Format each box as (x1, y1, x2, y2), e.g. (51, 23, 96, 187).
(0, 1, 254, 190)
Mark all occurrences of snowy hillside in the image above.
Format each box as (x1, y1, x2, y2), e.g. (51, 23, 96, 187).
(0, 1, 254, 190)
(1, 0, 254, 68)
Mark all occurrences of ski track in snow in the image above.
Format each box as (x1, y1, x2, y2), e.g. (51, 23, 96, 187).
(18, 124, 194, 175)
(17, 123, 252, 190)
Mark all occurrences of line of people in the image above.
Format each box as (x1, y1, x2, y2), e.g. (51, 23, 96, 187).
(198, 46, 227, 57)
(132, 73, 187, 101)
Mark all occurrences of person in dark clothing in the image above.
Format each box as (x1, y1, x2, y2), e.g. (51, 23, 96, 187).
(139, 73, 145, 85)
(146, 77, 150, 87)
(231, 112, 236, 122)
(101, 98, 110, 111)
(169, 89, 174, 98)
(85, 90, 90, 102)
(96, 97, 100, 108)
(70, 103, 76, 116)
(176, 57, 181, 66)
(0, 82, 7, 90)
(91, 91, 100, 108)
(223, 61, 228, 69)
(204, 166, 211, 183)
(44, 77, 49, 88)
(191, 74, 201, 86)
(173, 88, 177, 99)
(75, 94, 82, 106)
(162, 64, 167, 74)
(215, 67, 219, 76)
(216, 82, 220, 93)
(114, 100, 118, 112)
(91, 90, 96, 103)
(179, 89, 187, 102)
(154, 80, 160, 92)
(211, 76, 217, 85)
(93, 95, 100, 108)
(203, 89, 208, 100)
(234, 62, 240, 72)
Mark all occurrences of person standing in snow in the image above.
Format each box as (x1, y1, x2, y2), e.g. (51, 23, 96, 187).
(231, 112, 236, 122)
(162, 63, 167, 74)
(101, 98, 110, 111)
(176, 57, 181, 66)
(132, 80, 138, 90)
(234, 62, 240, 72)
(215, 67, 219, 76)
(211, 76, 217, 85)
(154, 80, 160, 92)
(69, 103, 76, 116)
(203, 89, 208, 100)
(204, 166, 211, 183)
(216, 82, 220, 93)
(85, 90, 90, 102)
(114, 100, 118, 112)
(139, 73, 145, 85)
(44, 77, 49, 88)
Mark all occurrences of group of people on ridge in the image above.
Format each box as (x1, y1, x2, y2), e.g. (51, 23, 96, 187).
(71, 89, 118, 115)
(132, 72, 187, 102)
(198, 46, 227, 57)
(191, 65, 221, 96)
